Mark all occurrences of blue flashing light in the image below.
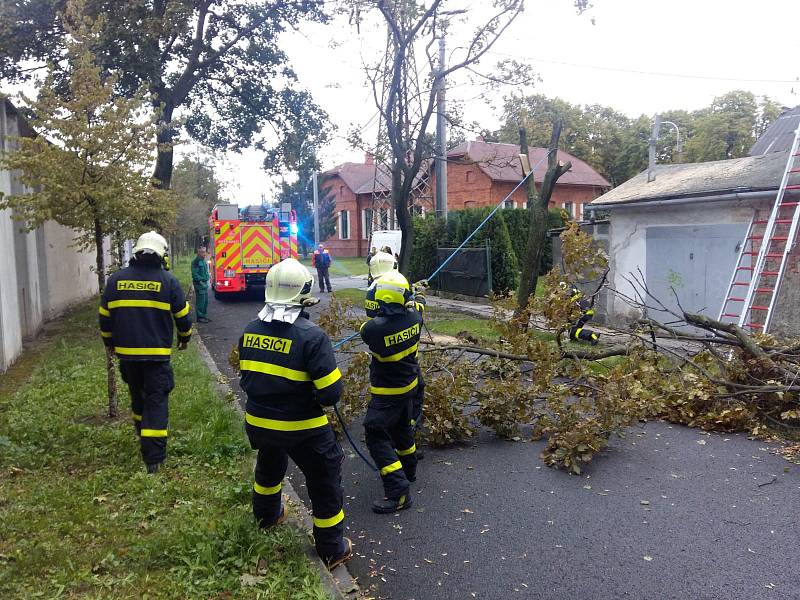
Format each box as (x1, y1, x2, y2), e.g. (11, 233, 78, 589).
(290, 223, 299, 234)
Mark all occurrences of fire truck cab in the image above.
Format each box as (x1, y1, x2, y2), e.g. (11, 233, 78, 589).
(209, 203, 298, 298)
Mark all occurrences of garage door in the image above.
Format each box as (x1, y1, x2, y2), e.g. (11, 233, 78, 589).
(645, 224, 748, 324)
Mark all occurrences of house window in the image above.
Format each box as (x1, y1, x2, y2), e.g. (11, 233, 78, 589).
(563, 202, 573, 218)
(339, 210, 350, 240)
(504, 199, 515, 209)
(411, 204, 425, 217)
(466, 170, 475, 183)
(362, 208, 373, 240)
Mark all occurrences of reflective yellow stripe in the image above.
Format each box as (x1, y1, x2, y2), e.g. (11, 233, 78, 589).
(313, 368, 342, 389)
(140, 429, 168, 437)
(132, 412, 142, 422)
(372, 342, 419, 363)
(174, 302, 190, 318)
(574, 328, 583, 339)
(360, 321, 367, 332)
(396, 444, 416, 456)
(246, 412, 328, 431)
(313, 509, 344, 528)
(585, 309, 595, 316)
(370, 377, 418, 396)
(177, 328, 192, 338)
(98, 306, 110, 317)
(115, 347, 172, 356)
(380, 460, 403, 476)
(100, 331, 112, 338)
(239, 359, 311, 382)
(108, 299, 171, 311)
(254, 481, 282, 495)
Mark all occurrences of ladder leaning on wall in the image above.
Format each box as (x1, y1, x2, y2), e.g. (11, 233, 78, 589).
(718, 126, 800, 333)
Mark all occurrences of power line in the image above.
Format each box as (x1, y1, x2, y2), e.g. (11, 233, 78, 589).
(487, 50, 799, 84)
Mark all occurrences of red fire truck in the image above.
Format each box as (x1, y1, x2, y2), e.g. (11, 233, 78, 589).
(209, 203, 298, 298)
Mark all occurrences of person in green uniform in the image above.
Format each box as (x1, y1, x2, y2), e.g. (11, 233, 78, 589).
(191, 246, 211, 323)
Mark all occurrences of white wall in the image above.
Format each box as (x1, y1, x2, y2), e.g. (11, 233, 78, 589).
(605, 196, 765, 323)
(0, 100, 109, 372)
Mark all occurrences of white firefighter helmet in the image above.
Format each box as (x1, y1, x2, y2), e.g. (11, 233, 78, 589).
(369, 251, 398, 279)
(133, 231, 169, 258)
(374, 270, 410, 306)
(264, 258, 314, 305)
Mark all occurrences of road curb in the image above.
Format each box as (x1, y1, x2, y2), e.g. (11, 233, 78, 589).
(193, 332, 360, 600)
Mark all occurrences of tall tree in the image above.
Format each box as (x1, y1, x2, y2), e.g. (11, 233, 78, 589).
(171, 157, 223, 253)
(0, 0, 330, 191)
(0, 6, 172, 417)
(347, 0, 532, 272)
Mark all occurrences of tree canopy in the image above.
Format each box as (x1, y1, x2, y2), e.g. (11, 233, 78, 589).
(0, 0, 332, 189)
(497, 91, 785, 186)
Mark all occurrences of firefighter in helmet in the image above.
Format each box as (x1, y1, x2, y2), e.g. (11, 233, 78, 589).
(360, 270, 423, 513)
(364, 255, 427, 456)
(99, 231, 192, 474)
(238, 258, 352, 569)
(561, 282, 600, 345)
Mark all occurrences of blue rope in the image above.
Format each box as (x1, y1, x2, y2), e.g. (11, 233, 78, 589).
(425, 149, 554, 283)
(333, 403, 378, 471)
(332, 330, 360, 349)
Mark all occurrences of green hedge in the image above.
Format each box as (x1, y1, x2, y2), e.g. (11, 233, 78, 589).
(410, 207, 566, 292)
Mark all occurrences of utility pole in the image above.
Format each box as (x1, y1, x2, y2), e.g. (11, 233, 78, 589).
(435, 34, 447, 220)
(647, 114, 662, 183)
(312, 170, 320, 247)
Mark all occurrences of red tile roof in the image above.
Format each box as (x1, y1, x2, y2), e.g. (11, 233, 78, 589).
(323, 162, 392, 195)
(447, 140, 611, 188)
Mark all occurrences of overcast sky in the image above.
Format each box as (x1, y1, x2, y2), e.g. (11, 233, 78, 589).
(187, 0, 800, 205)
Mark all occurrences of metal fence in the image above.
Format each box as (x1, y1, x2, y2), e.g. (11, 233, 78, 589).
(433, 240, 492, 297)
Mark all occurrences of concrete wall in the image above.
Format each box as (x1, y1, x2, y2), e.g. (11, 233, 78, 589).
(0, 99, 107, 372)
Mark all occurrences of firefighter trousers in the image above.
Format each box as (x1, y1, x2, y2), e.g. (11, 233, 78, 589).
(364, 395, 417, 498)
(119, 360, 174, 466)
(569, 313, 599, 344)
(245, 423, 347, 562)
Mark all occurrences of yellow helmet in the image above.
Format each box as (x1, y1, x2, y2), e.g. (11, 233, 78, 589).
(264, 258, 314, 305)
(369, 251, 397, 279)
(133, 231, 169, 258)
(374, 270, 410, 307)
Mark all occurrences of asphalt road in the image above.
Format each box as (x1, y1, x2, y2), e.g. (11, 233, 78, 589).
(196, 285, 799, 600)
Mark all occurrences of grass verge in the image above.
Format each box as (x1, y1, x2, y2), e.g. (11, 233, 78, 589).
(300, 257, 368, 278)
(0, 303, 328, 599)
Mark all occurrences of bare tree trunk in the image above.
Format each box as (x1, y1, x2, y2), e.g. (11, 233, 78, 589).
(152, 104, 176, 191)
(94, 217, 119, 419)
(516, 122, 571, 316)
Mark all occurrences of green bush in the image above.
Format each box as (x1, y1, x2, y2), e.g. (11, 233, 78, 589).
(408, 214, 447, 284)
(452, 207, 519, 293)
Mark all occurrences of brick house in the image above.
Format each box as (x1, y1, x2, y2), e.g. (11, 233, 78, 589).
(321, 140, 610, 257)
(320, 155, 394, 257)
(441, 140, 610, 219)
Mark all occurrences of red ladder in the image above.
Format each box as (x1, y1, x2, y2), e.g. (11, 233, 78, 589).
(718, 126, 800, 332)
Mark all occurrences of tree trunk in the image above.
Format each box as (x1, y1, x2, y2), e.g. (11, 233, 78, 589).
(152, 103, 176, 191)
(516, 122, 571, 316)
(94, 218, 119, 419)
(396, 190, 414, 274)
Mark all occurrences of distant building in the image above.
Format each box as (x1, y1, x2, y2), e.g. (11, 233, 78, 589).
(586, 109, 800, 337)
(321, 140, 610, 257)
(441, 140, 610, 218)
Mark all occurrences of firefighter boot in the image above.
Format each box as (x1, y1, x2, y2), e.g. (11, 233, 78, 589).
(372, 493, 412, 514)
(325, 537, 354, 571)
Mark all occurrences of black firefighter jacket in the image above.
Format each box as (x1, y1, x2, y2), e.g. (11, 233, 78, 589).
(360, 306, 423, 401)
(99, 259, 192, 361)
(238, 313, 343, 435)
